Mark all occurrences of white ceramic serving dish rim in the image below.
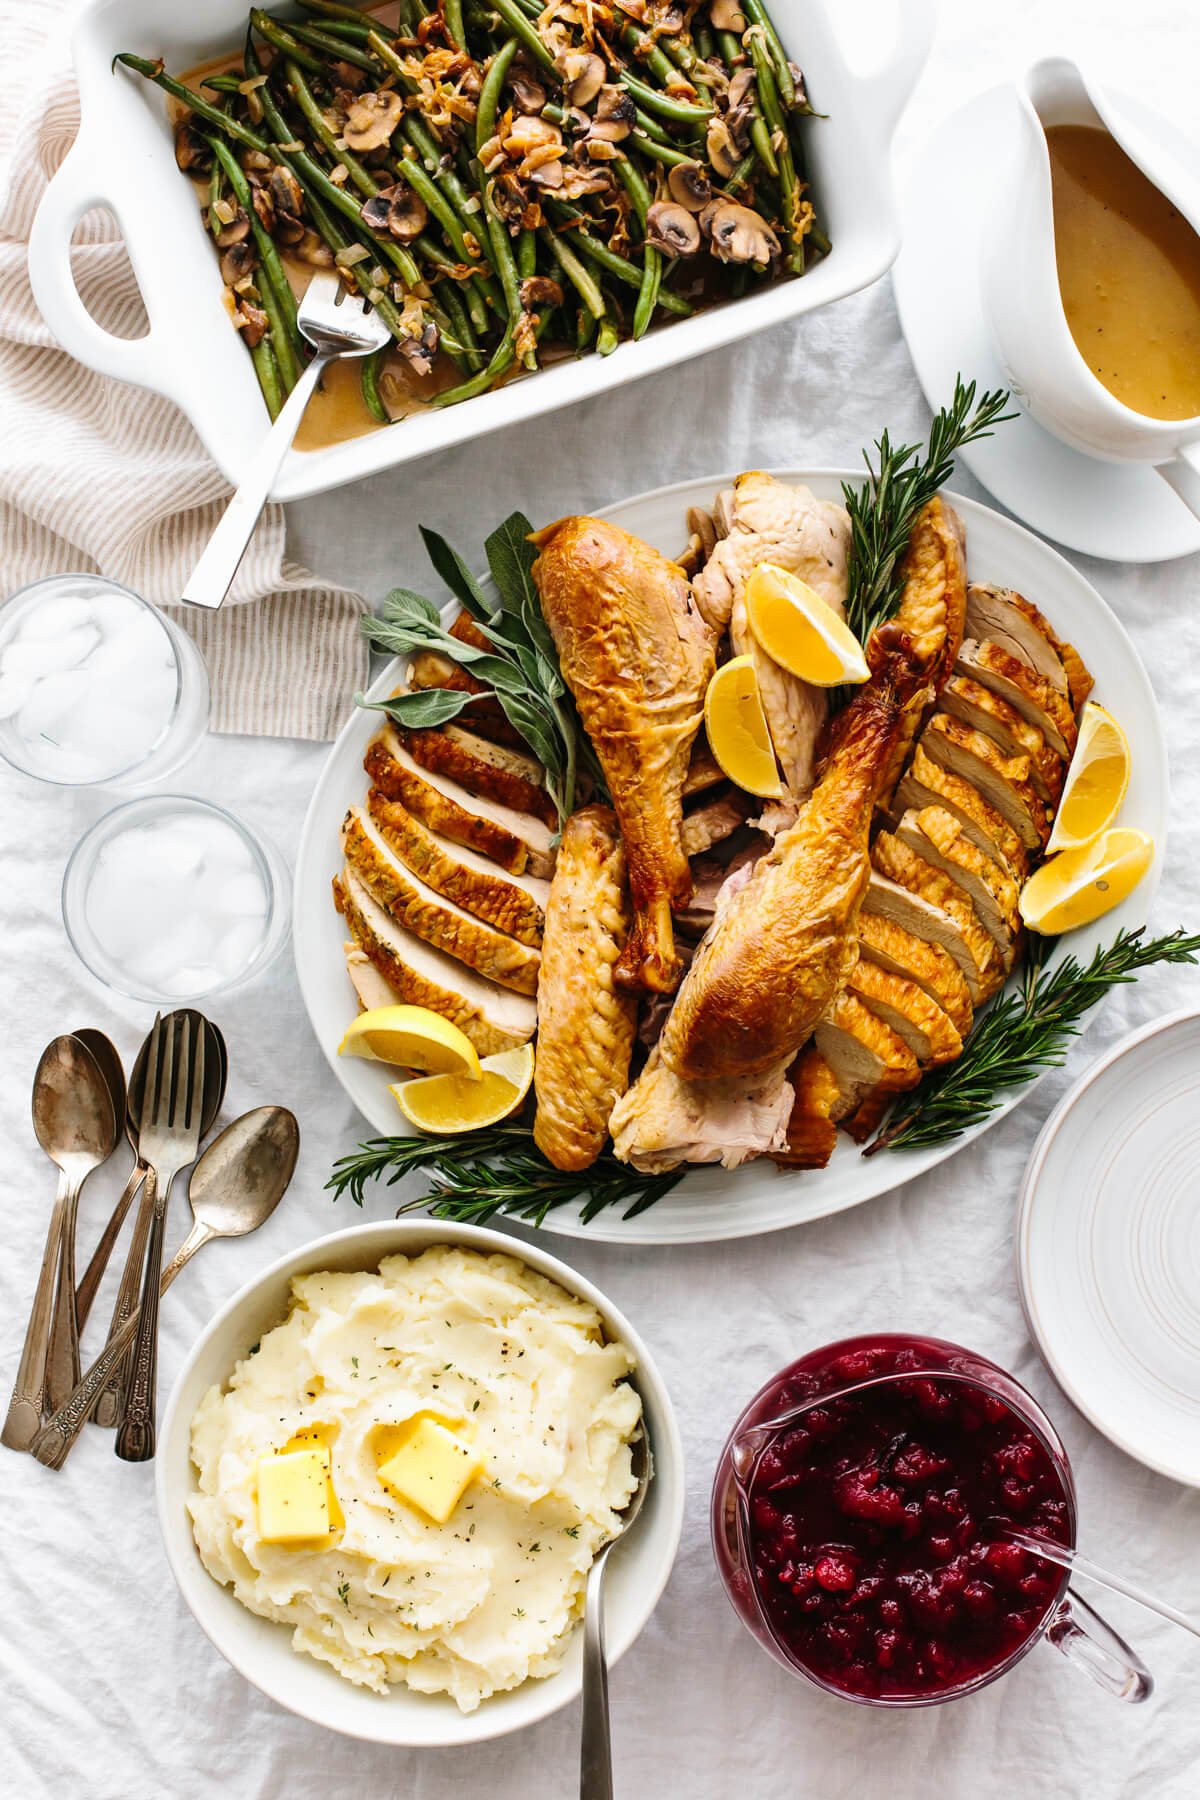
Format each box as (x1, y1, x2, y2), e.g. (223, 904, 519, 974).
(29, 0, 935, 500)
(1015, 1006, 1200, 1489)
(292, 466, 1169, 1245)
(157, 1216, 686, 1745)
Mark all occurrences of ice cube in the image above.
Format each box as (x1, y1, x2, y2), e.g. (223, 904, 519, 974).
(164, 964, 222, 998)
(0, 669, 34, 719)
(67, 690, 158, 776)
(86, 610, 174, 683)
(16, 669, 91, 742)
(213, 917, 266, 979)
(3, 626, 101, 678)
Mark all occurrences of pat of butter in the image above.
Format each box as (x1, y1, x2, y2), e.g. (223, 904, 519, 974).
(257, 1448, 332, 1543)
(377, 1417, 484, 1524)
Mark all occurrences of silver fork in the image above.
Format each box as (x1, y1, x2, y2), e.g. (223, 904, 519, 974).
(181, 274, 391, 611)
(114, 1013, 205, 1463)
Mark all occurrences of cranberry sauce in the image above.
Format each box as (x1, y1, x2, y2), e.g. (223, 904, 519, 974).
(743, 1340, 1072, 1700)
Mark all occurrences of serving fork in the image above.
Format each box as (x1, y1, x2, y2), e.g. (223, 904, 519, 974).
(114, 1012, 205, 1463)
(181, 273, 391, 611)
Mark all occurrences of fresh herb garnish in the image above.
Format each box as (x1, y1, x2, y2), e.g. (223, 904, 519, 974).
(867, 927, 1200, 1154)
(326, 1122, 683, 1226)
(356, 510, 602, 824)
(842, 378, 1015, 644)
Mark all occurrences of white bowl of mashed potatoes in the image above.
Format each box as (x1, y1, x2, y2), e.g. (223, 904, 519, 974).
(157, 1220, 684, 1745)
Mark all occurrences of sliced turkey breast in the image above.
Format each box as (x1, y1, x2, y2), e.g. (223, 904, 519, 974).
(863, 872, 982, 1003)
(334, 868, 536, 1055)
(857, 910, 974, 1036)
(814, 991, 920, 1142)
(893, 742, 1028, 881)
(874, 495, 968, 807)
(955, 639, 1077, 759)
(405, 648, 526, 751)
(872, 834, 1005, 999)
(774, 1047, 840, 1170)
(345, 946, 401, 1012)
(921, 714, 1050, 849)
(365, 726, 556, 877)
(939, 674, 1064, 806)
(892, 807, 1021, 967)
(366, 788, 546, 948)
(608, 1041, 794, 1173)
(847, 958, 963, 1066)
(387, 713, 558, 827)
(342, 806, 541, 994)
(965, 585, 1094, 710)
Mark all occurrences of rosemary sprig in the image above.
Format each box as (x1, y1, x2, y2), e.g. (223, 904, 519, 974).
(327, 1123, 684, 1226)
(866, 927, 1200, 1155)
(843, 377, 1016, 643)
(356, 510, 601, 824)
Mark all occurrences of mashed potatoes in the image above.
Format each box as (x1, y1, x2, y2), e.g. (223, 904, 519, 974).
(188, 1247, 642, 1711)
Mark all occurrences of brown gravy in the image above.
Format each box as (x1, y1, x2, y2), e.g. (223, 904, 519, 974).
(1048, 123, 1200, 420)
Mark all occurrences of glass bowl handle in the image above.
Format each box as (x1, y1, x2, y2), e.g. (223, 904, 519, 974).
(1046, 1588, 1153, 1703)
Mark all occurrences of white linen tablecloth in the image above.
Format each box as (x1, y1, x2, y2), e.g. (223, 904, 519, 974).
(3, 2, 1199, 1795)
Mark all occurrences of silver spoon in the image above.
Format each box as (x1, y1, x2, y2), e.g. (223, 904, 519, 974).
(70, 1028, 129, 1330)
(30, 1105, 298, 1470)
(90, 1015, 227, 1427)
(581, 1427, 653, 1800)
(1, 1037, 117, 1450)
(181, 274, 390, 611)
(997, 1525, 1200, 1642)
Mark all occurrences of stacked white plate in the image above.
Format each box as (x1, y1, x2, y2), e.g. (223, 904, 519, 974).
(1017, 1009, 1200, 1487)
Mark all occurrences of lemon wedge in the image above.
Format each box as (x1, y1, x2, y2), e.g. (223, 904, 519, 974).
(1019, 828, 1153, 934)
(703, 655, 784, 798)
(743, 562, 870, 687)
(339, 1005, 481, 1079)
(1045, 702, 1131, 854)
(391, 1044, 534, 1133)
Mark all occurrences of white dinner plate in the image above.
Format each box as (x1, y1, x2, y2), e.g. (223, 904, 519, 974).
(1016, 1010, 1200, 1488)
(893, 85, 1200, 565)
(294, 469, 1167, 1244)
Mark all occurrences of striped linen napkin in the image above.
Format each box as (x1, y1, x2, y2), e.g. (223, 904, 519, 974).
(0, 7, 369, 741)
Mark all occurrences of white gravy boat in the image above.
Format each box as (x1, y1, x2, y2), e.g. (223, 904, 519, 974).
(984, 56, 1200, 521)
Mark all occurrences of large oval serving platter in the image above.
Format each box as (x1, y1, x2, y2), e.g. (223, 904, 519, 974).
(294, 471, 1167, 1244)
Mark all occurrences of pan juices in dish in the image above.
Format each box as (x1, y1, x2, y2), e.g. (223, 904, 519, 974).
(187, 1247, 641, 1711)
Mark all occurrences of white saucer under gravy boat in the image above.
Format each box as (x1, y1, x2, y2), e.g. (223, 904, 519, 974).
(984, 56, 1200, 519)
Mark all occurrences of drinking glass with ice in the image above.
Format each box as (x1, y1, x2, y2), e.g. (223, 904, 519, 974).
(0, 576, 209, 786)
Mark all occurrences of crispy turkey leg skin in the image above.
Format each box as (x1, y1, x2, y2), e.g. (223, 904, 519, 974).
(660, 627, 931, 1083)
(532, 517, 715, 994)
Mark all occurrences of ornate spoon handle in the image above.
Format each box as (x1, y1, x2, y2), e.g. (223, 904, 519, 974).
(75, 1159, 147, 1331)
(1, 1178, 69, 1452)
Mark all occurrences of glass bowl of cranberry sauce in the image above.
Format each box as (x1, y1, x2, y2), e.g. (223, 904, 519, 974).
(713, 1336, 1093, 1707)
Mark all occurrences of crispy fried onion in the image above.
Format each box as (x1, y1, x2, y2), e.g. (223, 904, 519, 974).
(399, 47, 479, 131)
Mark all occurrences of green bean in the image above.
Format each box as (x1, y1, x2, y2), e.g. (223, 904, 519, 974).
(619, 70, 712, 126)
(432, 330, 516, 406)
(115, 56, 270, 152)
(612, 14, 678, 88)
(208, 157, 223, 242)
(482, 181, 530, 365)
(206, 133, 304, 384)
(394, 146, 489, 271)
(632, 245, 661, 339)
(630, 129, 698, 171)
(724, 148, 759, 197)
(360, 347, 390, 423)
(200, 73, 245, 94)
(476, 37, 520, 152)
(743, 0, 795, 107)
(250, 331, 284, 419)
(596, 313, 620, 356)
(444, 0, 467, 50)
(614, 153, 652, 229)
(282, 58, 378, 200)
(284, 17, 384, 70)
(517, 228, 536, 281)
(433, 282, 486, 370)
(694, 23, 714, 60)
(747, 32, 804, 272)
(545, 209, 693, 315)
(488, 0, 555, 73)
(247, 10, 326, 76)
(541, 228, 605, 319)
(575, 307, 596, 352)
(298, 0, 388, 25)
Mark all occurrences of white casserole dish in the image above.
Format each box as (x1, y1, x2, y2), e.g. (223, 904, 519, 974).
(29, 0, 933, 500)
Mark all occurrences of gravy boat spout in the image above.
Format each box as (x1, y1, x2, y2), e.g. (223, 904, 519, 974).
(984, 55, 1200, 520)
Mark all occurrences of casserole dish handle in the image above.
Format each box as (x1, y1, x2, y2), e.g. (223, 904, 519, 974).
(28, 138, 172, 394)
(846, 0, 936, 150)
